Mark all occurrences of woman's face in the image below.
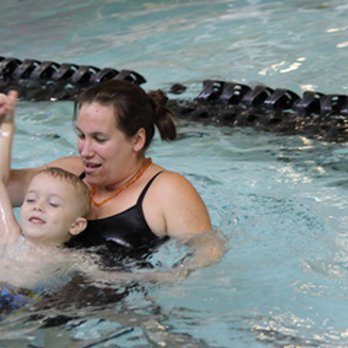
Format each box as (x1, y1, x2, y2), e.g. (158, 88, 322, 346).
(76, 102, 136, 186)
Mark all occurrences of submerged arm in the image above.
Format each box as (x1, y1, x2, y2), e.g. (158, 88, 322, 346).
(173, 229, 227, 276)
(76, 230, 226, 286)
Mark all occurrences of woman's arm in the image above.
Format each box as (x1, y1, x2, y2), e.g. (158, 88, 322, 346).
(7, 156, 83, 208)
(173, 230, 226, 276)
(148, 171, 226, 274)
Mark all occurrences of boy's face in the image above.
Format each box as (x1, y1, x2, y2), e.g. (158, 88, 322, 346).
(20, 173, 83, 245)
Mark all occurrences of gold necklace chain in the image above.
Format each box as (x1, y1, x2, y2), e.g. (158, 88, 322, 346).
(90, 158, 152, 207)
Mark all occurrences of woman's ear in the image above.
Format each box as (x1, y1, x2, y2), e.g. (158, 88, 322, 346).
(69, 217, 88, 236)
(133, 128, 146, 152)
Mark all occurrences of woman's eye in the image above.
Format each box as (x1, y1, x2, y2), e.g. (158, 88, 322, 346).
(93, 134, 108, 143)
(96, 138, 107, 143)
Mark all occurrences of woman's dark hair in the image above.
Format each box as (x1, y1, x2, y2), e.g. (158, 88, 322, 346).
(77, 80, 177, 149)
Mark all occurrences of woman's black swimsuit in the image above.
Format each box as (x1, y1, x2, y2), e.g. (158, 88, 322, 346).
(66, 172, 168, 258)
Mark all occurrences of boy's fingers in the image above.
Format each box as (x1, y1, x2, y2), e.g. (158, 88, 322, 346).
(0, 93, 7, 107)
(8, 90, 18, 99)
(0, 90, 18, 122)
(8, 90, 18, 110)
(0, 94, 8, 117)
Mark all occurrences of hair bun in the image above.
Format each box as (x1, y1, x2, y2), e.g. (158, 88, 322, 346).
(148, 89, 168, 107)
(148, 90, 169, 122)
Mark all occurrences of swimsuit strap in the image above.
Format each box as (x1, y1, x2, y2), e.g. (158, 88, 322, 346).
(137, 171, 164, 205)
(79, 171, 164, 205)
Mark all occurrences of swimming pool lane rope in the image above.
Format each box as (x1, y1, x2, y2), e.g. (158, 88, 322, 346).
(0, 57, 347, 142)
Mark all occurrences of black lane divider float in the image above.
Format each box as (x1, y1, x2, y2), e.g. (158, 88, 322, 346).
(0, 56, 146, 100)
(0, 57, 347, 142)
(168, 80, 348, 142)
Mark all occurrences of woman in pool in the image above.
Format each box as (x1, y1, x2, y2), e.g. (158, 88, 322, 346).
(7, 80, 224, 273)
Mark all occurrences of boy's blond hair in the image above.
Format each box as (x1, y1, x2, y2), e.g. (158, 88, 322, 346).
(36, 167, 90, 217)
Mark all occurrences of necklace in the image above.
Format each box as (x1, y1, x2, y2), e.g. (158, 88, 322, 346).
(90, 158, 152, 207)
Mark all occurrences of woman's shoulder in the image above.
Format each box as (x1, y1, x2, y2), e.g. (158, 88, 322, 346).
(150, 169, 200, 199)
(146, 168, 212, 237)
(152, 167, 188, 184)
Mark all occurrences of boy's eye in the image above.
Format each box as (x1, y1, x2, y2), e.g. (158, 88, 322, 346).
(25, 194, 36, 203)
(49, 201, 60, 208)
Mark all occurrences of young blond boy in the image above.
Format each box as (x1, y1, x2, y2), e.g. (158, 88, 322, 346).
(0, 91, 91, 290)
(0, 91, 89, 247)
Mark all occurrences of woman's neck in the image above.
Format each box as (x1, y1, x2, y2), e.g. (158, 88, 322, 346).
(105, 157, 149, 191)
(89, 157, 152, 208)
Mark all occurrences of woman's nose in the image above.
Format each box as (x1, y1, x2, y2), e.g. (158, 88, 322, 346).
(79, 138, 94, 157)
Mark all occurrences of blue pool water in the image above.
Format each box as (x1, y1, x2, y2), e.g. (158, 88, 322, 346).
(1, 0, 348, 347)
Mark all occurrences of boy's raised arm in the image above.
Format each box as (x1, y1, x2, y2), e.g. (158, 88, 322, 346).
(0, 91, 17, 183)
(0, 91, 21, 241)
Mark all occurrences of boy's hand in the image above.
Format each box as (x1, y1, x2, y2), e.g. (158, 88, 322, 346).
(0, 91, 18, 124)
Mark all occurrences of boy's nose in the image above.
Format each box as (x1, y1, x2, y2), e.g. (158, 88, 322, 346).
(33, 201, 44, 211)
